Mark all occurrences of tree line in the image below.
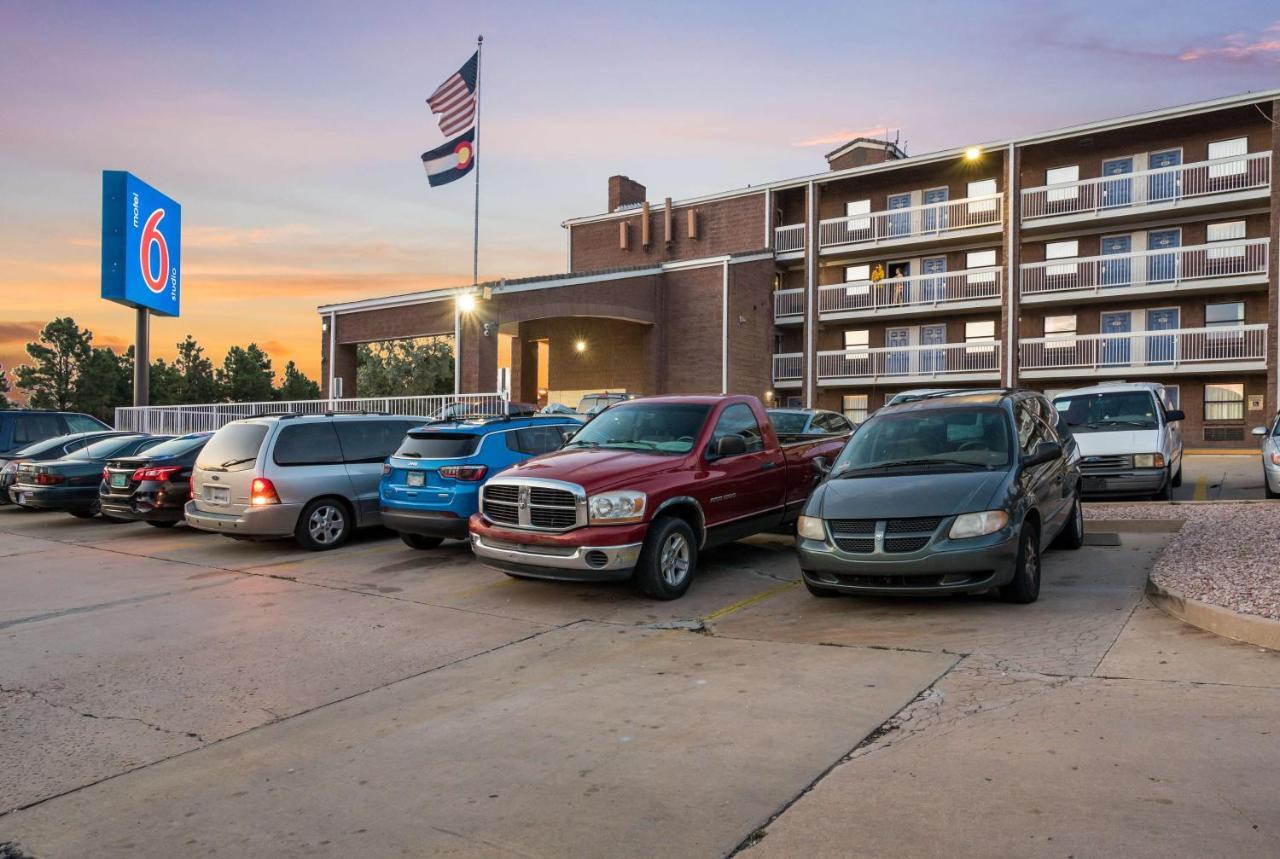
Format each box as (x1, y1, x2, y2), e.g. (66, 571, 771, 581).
(0, 317, 321, 421)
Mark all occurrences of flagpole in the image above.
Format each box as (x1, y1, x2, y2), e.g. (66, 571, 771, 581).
(472, 34, 483, 290)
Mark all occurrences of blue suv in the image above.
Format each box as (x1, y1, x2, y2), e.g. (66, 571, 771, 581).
(380, 414, 582, 549)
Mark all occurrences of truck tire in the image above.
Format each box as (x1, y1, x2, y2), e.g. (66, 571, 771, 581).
(633, 516, 697, 600)
(999, 524, 1041, 604)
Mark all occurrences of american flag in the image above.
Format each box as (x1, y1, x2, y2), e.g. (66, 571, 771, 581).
(427, 52, 478, 138)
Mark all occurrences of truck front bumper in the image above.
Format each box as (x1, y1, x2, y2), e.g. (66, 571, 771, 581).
(468, 515, 646, 581)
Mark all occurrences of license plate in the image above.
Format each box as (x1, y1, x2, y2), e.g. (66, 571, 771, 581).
(204, 485, 230, 504)
(110, 473, 129, 488)
(407, 471, 425, 487)
(1083, 477, 1106, 492)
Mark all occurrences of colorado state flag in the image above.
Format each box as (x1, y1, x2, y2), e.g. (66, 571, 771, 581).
(421, 128, 475, 187)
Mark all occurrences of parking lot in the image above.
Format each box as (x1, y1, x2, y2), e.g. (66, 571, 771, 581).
(1175, 454, 1269, 501)
(2, 504, 1279, 858)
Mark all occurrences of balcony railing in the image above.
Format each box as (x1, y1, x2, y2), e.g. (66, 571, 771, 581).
(774, 224, 805, 253)
(773, 288, 805, 322)
(818, 193, 1003, 249)
(817, 342, 1002, 383)
(773, 352, 803, 383)
(819, 267, 1003, 317)
(1020, 239, 1269, 298)
(1019, 325, 1268, 373)
(1021, 152, 1272, 221)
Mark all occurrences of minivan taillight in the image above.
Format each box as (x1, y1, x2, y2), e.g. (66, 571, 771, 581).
(251, 477, 280, 505)
(439, 465, 488, 481)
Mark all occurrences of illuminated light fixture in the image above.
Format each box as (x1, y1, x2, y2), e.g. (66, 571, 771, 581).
(574, 339, 587, 353)
(457, 293, 476, 313)
(964, 146, 982, 161)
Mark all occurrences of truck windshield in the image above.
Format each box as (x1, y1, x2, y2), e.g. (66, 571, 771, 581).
(832, 408, 1011, 474)
(1053, 392, 1159, 431)
(566, 403, 710, 454)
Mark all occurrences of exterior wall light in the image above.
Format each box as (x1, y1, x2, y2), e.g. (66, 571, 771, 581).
(457, 293, 477, 313)
(964, 146, 982, 161)
(574, 339, 587, 353)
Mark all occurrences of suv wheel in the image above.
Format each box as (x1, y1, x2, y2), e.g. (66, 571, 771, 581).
(633, 516, 697, 600)
(400, 532, 444, 550)
(296, 498, 352, 551)
(1052, 497, 1085, 551)
(999, 524, 1041, 604)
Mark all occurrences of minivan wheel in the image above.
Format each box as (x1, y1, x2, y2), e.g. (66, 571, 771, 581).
(633, 516, 697, 601)
(296, 498, 351, 551)
(1052, 497, 1085, 551)
(400, 532, 444, 550)
(999, 525, 1041, 604)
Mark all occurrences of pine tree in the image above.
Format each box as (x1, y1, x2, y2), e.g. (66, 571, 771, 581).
(277, 361, 321, 400)
(218, 343, 276, 403)
(14, 317, 92, 410)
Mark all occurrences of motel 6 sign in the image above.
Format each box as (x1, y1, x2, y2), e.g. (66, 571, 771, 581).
(101, 171, 182, 317)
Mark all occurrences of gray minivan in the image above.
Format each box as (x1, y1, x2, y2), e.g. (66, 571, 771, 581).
(185, 413, 426, 550)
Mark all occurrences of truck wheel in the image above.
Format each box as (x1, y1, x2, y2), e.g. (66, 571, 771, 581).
(999, 524, 1040, 604)
(1052, 497, 1084, 551)
(633, 516, 697, 601)
(400, 532, 443, 550)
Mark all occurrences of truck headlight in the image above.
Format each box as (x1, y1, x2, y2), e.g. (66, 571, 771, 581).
(588, 490, 646, 524)
(797, 515, 826, 541)
(1133, 453, 1166, 469)
(948, 510, 1009, 540)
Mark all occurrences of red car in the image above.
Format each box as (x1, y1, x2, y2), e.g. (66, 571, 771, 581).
(468, 395, 847, 599)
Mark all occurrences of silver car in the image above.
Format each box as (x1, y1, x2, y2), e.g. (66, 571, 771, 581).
(1253, 413, 1280, 499)
(185, 413, 426, 550)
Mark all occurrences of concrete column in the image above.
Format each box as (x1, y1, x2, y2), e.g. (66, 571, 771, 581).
(331, 343, 357, 398)
(321, 315, 358, 398)
(456, 307, 499, 394)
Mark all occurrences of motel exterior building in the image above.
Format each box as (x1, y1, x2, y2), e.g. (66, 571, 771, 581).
(319, 88, 1280, 448)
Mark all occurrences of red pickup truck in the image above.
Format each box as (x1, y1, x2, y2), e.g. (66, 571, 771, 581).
(468, 395, 848, 599)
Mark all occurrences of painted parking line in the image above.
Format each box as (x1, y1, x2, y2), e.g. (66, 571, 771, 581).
(703, 580, 799, 623)
(1193, 474, 1209, 501)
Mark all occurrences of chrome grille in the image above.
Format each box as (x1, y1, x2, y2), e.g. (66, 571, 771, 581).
(485, 484, 520, 503)
(480, 479, 586, 532)
(529, 487, 575, 507)
(1081, 455, 1131, 473)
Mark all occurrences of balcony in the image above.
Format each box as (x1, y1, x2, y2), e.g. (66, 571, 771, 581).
(1020, 239, 1270, 304)
(774, 224, 805, 255)
(1021, 152, 1271, 229)
(773, 288, 805, 324)
(817, 342, 1002, 386)
(817, 194, 1003, 254)
(818, 267, 1003, 321)
(773, 352, 803, 387)
(1019, 325, 1268, 379)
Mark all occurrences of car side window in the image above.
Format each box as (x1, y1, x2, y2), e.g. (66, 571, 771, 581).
(65, 415, 105, 433)
(1014, 401, 1046, 456)
(711, 404, 764, 455)
(13, 414, 63, 446)
(506, 425, 565, 456)
(273, 423, 343, 466)
(335, 420, 407, 464)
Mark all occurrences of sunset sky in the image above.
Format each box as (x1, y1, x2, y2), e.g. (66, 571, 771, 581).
(3, 1, 1279, 395)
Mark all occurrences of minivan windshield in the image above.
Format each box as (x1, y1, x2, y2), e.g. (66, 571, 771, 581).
(1053, 391, 1159, 431)
(197, 423, 270, 470)
(832, 408, 1011, 475)
(566, 403, 709, 454)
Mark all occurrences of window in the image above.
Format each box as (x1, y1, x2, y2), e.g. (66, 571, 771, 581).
(966, 178, 998, 213)
(397, 432, 481, 459)
(1161, 385, 1181, 412)
(65, 414, 107, 433)
(1044, 315, 1077, 349)
(965, 249, 998, 286)
(965, 320, 996, 343)
(710, 404, 764, 455)
(1204, 383, 1245, 421)
(139, 434, 212, 459)
(1205, 302, 1244, 328)
(1206, 221, 1247, 260)
(11, 413, 62, 446)
(814, 413, 852, 434)
(846, 199, 871, 230)
(197, 423, 270, 471)
(842, 395, 869, 424)
(335, 420, 417, 463)
(1014, 401, 1050, 456)
(1045, 240, 1079, 277)
(1207, 137, 1247, 178)
(273, 423, 343, 466)
(1045, 165, 1080, 202)
(844, 263, 871, 296)
(506, 425, 569, 456)
(844, 329, 869, 351)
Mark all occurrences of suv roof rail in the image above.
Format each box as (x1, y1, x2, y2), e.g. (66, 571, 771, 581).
(244, 411, 300, 419)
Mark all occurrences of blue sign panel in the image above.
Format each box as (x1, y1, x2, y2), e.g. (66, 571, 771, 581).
(101, 171, 181, 317)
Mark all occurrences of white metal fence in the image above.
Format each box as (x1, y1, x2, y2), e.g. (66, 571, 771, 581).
(773, 288, 805, 321)
(772, 353, 803, 383)
(774, 224, 805, 253)
(817, 342, 1002, 382)
(1019, 325, 1268, 372)
(115, 393, 508, 435)
(819, 267, 1003, 316)
(818, 194, 1003, 249)
(1021, 152, 1272, 220)
(1020, 239, 1269, 297)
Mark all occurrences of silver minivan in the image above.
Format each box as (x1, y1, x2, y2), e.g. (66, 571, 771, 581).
(185, 413, 426, 550)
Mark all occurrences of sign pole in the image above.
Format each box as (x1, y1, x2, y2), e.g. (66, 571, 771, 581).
(134, 307, 150, 407)
(472, 33, 483, 290)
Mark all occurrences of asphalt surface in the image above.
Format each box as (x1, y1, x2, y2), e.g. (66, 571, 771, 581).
(1174, 453, 1269, 501)
(1, 508, 1277, 858)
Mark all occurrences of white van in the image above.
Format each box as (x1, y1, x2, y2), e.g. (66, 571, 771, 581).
(1052, 382, 1184, 500)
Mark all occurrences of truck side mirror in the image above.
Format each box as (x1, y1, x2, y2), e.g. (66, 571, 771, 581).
(711, 435, 747, 458)
(1166, 409, 1186, 422)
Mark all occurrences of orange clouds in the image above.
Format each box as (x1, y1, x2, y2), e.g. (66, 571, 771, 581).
(1179, 23, 1280, 64)
(791, 127, 900, 148)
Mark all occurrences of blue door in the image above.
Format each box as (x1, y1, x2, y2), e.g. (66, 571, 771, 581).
(1147, 229, 1180, 284)
(1148, 150, 1181, 203)
(1100, 312, 1132, 366)
(922, 188, 949, 233)
(885, 327, 910, 375)
(920, 325, 946, 374)
(1146, 308, 1179, 365)
(921, 256, 946, 303)
(887, 193, 911, 238)
(1100, 235, 1132, 288)
(1101, 157, 1133, 208)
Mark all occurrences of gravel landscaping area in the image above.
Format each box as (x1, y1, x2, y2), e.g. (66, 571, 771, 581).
(1086, 502, 1280, 621)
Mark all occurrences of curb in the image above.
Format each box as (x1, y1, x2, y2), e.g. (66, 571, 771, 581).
(1183, 449, 1258, 456)
(1146, 579, 1280, 650)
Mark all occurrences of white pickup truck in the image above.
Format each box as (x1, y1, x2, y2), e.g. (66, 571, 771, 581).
(1052, 382, 1184, 500)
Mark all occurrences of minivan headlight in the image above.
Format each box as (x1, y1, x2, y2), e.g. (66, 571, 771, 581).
(588, 490, 646, 524)
(1133, 453, 1165, 469)
(949, 510, 1009, 540)
(797, 515, 826, 541)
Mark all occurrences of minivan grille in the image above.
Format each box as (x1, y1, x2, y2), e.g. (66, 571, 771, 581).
(826, 516, 944, 554)
(1082, 455, 1131, 473)
(481, 480, 585, 532)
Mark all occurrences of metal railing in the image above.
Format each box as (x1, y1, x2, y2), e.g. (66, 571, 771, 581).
(1020, 238, 1269, 297)
(773, 353, 803, 383)
(819, 266, 1003, 316)
(1021, 152, 1272, 220)
(1019, 325, 1268, 372)
(817, 342, 1002, 382)
(115, 393, 508, 435)
(818, 193, 1003, 249)
(773, 288, 805, 321)
(774, 224, 805, 253)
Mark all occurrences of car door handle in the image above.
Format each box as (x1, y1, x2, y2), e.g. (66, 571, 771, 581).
(760, 461, 776, 471)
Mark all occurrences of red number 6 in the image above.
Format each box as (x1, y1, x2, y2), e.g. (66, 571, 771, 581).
(140, 209, 169, 294)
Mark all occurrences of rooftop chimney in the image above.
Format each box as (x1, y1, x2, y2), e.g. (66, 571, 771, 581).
(825, 138, 906, 172)
(608, 175, 646, 212)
